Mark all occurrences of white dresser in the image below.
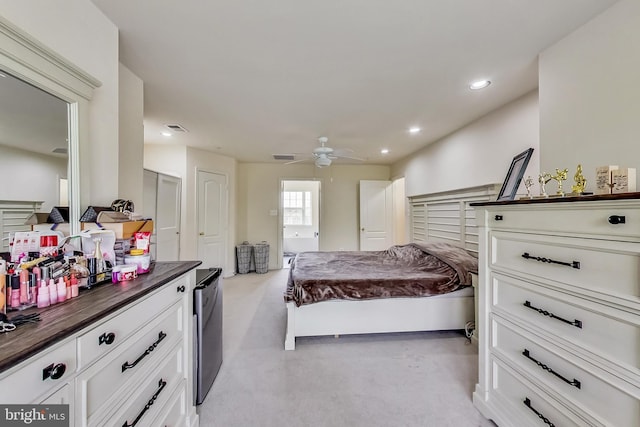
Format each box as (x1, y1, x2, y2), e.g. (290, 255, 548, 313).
(472, 197, 640, 427)
(0, 263, 199, 427)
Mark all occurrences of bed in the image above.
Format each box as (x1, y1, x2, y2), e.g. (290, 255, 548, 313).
(283, 183, 500, 350)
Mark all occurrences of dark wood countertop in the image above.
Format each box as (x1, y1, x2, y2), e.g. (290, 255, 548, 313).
(0, 260, 201, 374)
(470, 192, 640, 207)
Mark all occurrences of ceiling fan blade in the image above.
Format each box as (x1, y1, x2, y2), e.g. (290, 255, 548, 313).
(333, 148, 355, 156)
(335, 155, 365, 162)
(284, 158, 312, 165)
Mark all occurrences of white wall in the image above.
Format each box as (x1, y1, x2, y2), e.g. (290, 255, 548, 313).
(0, 145, 66, 212)
(539, 0, 640, 190)
(238, 163, 390, 269)
(144, 144, 238, 275)
(392, 91, 539, 198)
(118, 64, 145, 208)
(185, 147, 237, 275)
(0, 0, 121, 207)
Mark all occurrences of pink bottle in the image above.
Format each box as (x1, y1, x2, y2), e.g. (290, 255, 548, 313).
(37, 280, 50, 308)
(70, 274, 79, 298)
(48, 279, 58, 305)
(57, 277, 66, 303)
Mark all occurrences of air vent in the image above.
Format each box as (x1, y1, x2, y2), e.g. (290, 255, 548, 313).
(165, 124, 188, 132)
(273, 154, 295, 161)
(52, 147, 68, 154)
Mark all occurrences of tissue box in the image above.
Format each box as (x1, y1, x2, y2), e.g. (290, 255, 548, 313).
(81, 220, 153, 239)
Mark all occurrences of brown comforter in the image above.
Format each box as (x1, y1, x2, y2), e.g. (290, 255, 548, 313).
(285, 242, 477, 306)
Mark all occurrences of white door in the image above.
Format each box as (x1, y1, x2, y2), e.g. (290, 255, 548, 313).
(156, 174, 181, 261)
(197, 171, 228, 270)
(359, 180, 393, 251)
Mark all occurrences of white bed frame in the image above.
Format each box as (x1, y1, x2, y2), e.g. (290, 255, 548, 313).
(284, 183, 500, 350)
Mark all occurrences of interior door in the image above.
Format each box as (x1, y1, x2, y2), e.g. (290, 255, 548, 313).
(156, 174, 181, 261)
(359, 180, 393, 251)
(197, 171, 228, 270)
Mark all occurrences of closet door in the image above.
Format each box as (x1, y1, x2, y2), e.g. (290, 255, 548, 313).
(156, 174, 181, 261)
(142, 170, 158, 259)
(142, 170, 181, 261)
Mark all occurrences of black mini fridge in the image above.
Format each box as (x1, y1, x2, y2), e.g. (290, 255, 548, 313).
(194, 268, 223, 405)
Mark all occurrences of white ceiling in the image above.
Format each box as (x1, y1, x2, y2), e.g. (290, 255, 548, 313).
(90, 0, 619, 165)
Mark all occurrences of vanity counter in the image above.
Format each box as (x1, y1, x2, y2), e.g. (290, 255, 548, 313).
(0, 260, 201, 373)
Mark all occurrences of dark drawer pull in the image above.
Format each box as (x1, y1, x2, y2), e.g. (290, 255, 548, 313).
(121, 331, 167, 372)
(122, 378, 167, 427)
(177, 285, 186, 292)
(522, 252, 580, 269)
(524, 301, 582, 328)
(494, 215, 503, 221)
(523, 398, 556, 427)
(608, 215, 625, 225)
(99, 332, 116, 345)
(42, 363, 66, 381)
(522, 349, 581, 389)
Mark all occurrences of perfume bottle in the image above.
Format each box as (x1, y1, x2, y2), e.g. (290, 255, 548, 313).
(93, 238, 105, 274)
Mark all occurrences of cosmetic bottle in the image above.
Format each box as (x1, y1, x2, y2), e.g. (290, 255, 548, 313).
(37, 280, 50, 308)
(57, 277, 66, 303)
(70, 274, 79, 298)
(10, 276, 20, 308)
(0, 270, 5, 314)
(94, 238, 105, 274)
(19, 269, 28, 304)
(48, 278, 58, 305)
(41, 266, 50, 284)
(29, 272, 37, 305)
(65, 276, 71, 300)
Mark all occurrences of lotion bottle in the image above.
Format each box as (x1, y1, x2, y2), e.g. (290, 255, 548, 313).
(48, 278, 58, 305)
(57, 277, 66, 302)
(37, 280, 50, 308)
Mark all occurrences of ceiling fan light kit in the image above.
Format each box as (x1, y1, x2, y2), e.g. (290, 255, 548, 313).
(315, 156, 332, 168)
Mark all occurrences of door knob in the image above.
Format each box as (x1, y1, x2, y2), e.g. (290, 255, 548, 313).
(199, 232, 204, 236)
(361, 228, 365, 232)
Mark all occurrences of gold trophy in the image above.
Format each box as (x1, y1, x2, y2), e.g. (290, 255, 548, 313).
(570, 164, 589, 195)
(550, 168, 569, 197)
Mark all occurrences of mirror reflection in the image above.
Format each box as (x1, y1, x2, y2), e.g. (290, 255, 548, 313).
(0, 69, 69, 213)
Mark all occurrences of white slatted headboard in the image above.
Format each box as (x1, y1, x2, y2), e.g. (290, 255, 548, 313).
(409, 184, 501, 254)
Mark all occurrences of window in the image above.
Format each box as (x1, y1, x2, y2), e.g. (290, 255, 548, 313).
(283, 191, 312, 225)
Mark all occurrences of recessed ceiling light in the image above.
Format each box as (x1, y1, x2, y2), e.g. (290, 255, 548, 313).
(469, 80, 491, 90)
(161, 131, 172, 137)
(408, 127, 421, 134)
(381, 149, 389, 154)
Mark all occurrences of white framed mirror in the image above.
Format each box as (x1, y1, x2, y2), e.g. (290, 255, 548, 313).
(0, 16, 101, 237)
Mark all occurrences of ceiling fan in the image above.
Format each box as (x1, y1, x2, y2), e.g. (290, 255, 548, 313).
(285, 136, 363, 168)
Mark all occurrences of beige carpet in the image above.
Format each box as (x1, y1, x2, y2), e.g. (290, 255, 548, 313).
(198, 268, 495, 427)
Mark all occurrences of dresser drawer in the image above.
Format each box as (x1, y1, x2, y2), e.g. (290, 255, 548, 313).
(77, 280, 185, 368)
(77, 301, 183, 425)
(151, 382, 187, 427)
(106, 343, 184, 427)
(487, 203, 640, 239)
(491, 231, 640, 300)
(489, 357, 590, 427)
(0, 339, 76, 404)
(491, 273, 640, 374)
(492, 317, 640, 427)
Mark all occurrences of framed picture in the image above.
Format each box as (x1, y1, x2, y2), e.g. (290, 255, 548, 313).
(496, 148, 534, 201)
